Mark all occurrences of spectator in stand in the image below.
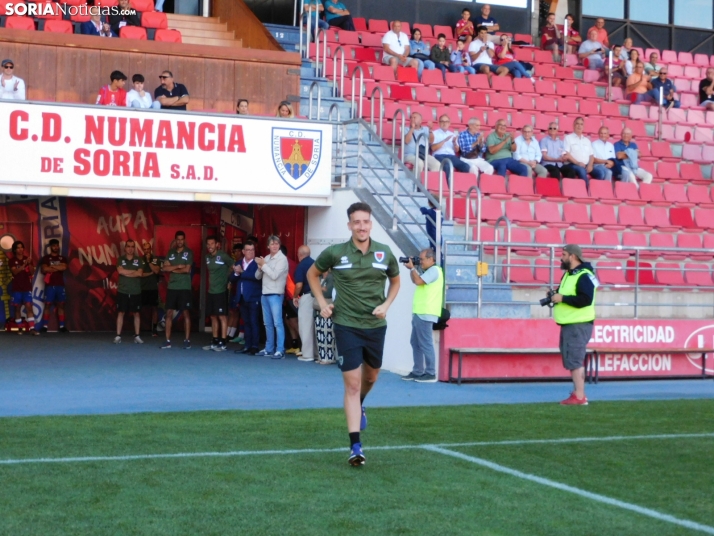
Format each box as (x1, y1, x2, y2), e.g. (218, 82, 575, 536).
(619, 37, 633, 61)
(648, 67, 679, 109)
(292, 245, 316, 363)
(302, 0, 329, 31)
(458, 118, 494, 176)
(610, 45, 626, 87)
(154, 71, 189, 111)
(409, 29, 435, 78)
(430, 34, 453, 78)
(139, 240, 160, 337)
(276, 101, 295, 118)
(587, 17, 609, 47)
(562, 117, 604, 184)
(541, 13, 562, 54)
(578, 29, 608, 70)
(625, 62, 650, 104)
(644, 52, 663, 76)
(233, 241, 263, 356)
(324, 0, 356, 32)
(699, 68, 714, 111)
(96, 71, 127, 106)
(430, 115, 471, 173)
(0, 59, 25, 100)
(540, 122, 576, 179)
(485, 119, 529, 177)
(451, 40, 476, 74)
(236, 99, 249, 115)
(474, 3, 499, 43)
(455, 8, 475, 47)
(420, 199, 442, 252)
(382, 21, 420, 76)
(80, 8, 115, 37)
(255, 235, 289, 359)
(109, 0, 141, 36)
(614, 127, 653, 184)
(469, 26, 508, 77)
(624, 48, 640, 76)
(513, 125, 547, 178)
(404, 112, 440, 174)
(564, 13, 582, 54)
(591, 127, 620, 182)
(126, 74, 160, 109)
(495, 35, 533, 80)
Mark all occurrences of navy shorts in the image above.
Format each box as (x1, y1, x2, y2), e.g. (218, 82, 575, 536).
(12, 291, 32, 306)
(333, 324, 387, 372)
(45, 285, 66, 304)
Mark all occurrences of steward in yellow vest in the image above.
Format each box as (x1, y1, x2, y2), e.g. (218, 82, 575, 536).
(549, 244, 598, 406)
(403, 249, 444, 383)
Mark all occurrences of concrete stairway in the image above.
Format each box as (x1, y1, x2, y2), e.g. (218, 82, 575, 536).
(166, 14, 241, 47)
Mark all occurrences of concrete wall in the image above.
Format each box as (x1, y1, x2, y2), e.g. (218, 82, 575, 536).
(307, 189, 430, 375)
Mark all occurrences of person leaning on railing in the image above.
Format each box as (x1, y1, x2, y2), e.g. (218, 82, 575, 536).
(549, 244, 598, 406)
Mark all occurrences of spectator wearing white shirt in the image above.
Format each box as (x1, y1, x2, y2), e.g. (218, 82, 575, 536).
(382, 21, 420, 75)
(562, 117, 605, 185)
(457, 118, 494, 176)
(540, 122, 577, 179)
(591, 127, 620, 182)
(0, 59, 25, 101)
(430, 115, 471, 173)
(513, 126, 548, 178)
(468, 26, 508, 76)
(126, 74, 161, 109)
(404, 112, 440, 174)
(578, 29, 607, 70)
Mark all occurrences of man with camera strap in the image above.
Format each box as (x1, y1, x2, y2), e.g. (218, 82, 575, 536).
(548, 244, 598, 406)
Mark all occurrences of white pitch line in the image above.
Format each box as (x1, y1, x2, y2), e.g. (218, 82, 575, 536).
(424, 445, 714, 535)
(0, 432, 711, 466)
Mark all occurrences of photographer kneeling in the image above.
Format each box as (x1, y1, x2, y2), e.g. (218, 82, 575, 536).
(402, 249, 444, 383)
(548, 245, 598, 405)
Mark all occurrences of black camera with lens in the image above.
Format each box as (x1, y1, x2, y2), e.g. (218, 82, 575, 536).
(399, 256, 420, 266)
(540, 289, 556, 307)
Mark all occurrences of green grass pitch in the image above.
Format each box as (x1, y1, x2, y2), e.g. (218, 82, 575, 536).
(1, 399, 713, 535)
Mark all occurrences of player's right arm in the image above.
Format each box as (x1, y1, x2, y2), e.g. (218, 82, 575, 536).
(41, 256, 53, 274)
(309, 246, 334, 318)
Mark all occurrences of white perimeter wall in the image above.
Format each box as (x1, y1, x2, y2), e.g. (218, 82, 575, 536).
(307, 190, 438, 375)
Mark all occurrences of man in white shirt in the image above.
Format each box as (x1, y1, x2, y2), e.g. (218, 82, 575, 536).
(430, 115, 471, 173)
(562, 117, 605, 185)
(513, 125, 547, 178)
(591, 127, 619, 182)
(404, 112, 440, 175)
(0, 59, 25, 100)
(578, 30, 608, 70)
(457, 118, 494, 176)
(382, 20, 419, 74)
(126, 74, 161, 109)
(468, 26, 508, 76)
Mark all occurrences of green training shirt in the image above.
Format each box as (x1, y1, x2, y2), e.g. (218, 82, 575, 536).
(117, 255, 143, 295)
(206, 250, 232, 295)
(166, 247, 193, 290)
(141, 256, 160, 292)
(314, 238, 399, 329)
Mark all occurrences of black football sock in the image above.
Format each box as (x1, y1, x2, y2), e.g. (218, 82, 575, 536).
(349, 432, 360, 447)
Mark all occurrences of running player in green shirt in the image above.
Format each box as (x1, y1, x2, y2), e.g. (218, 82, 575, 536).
(203, 236, 232, 352)
(307, 202, 401, 466)
(160, 230, 194, 350)
(114, 239, 147, 344)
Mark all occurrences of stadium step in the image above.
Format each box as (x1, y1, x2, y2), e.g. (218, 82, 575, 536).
(165, 14, 242, 47)
(264, 23, 301, 48)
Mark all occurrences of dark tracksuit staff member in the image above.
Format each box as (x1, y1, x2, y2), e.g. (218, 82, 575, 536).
(203, 236, 233, 352)
(307, 202, 401, 467)
(550, 244, 598, 406)
(233, 241, 263, 356)
(114, 239, 146, 344)
(140, 241, 161, 336)
(161, 230, 194, 350)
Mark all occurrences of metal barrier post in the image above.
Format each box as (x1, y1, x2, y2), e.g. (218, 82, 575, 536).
(415, 133, 430, 190)
(293, 0, 298, 26)
(369, 86, 384, 137)
(307, 81, 321, 120)
(607, 50, 613, 102)
(390, 109, 405, 232)
(435, 208, 442, 261)
(314, 7, 321, 62)
(548, 246, 555, 318)
(437, 159, 454, 221)
(356, 120, 363, 187)
(350, 66, 365, 120)
(562, 18, 568, 68)
(463, 185, 480, 243)
(634, 249, 640, 318)
(495, 216, 512, 283)
(332, 46, 346, 98)
(477, 239, 483, 317)
(391, 108, 406, 160)
(657, 87, 664, 142)
(298, 0, 305, 56)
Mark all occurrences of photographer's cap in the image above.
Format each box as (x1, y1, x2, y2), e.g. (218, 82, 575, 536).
(1, 59, 13, 67)
(563, 244, 585, 261)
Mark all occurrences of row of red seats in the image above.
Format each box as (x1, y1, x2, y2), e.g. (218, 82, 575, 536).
(630, 105, 714, 129)
(504, 258, 714, 287)
(2, 16, 180, 40)
(479, 226, 714, 260)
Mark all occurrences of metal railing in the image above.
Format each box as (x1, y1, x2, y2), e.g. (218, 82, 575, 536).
(368, 86, 384, 137)
(350, 65, 365, 120)
(443, 240, 714, 318)
(307, 81, 321, 120)
(332, 46, 346, 98)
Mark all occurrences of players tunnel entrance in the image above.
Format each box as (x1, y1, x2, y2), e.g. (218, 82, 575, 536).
(0, 196, 305, 333)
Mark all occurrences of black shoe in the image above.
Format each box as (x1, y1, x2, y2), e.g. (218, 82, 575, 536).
(401, 372, 422, 381)
(248, 347, 259, 355)
(40, 326, 48, 333)
(59, 326, 69, 333)
(415, 374, 437, 383)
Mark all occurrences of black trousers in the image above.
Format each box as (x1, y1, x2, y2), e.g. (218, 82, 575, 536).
(328, 15, 355, 31)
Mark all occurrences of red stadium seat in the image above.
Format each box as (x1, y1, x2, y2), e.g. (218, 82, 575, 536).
(650, 234, 684, 260)
(510, 228, 540, 256)
(561, 178, 592, 204)
(414, 86, 439, 104)
(432, 25, 453, 39)
(452, 172, 477, 194)
(655, 263, 686, 287)
(687, 184, 714, 208)
(513, 78, 536, 95)
(535, 97, 557, 113)
(352, 17, 367, 32)
(440, 87, 465, 106)
(644, 207, 678, 232)
(505, 201, 539, 227)
(626, 260, 656, 285)
(397, 66, 419, 85)
(338, 32, 360, 45)
(684, 264, 714, 286)
(512, 95, 534, 110)
(619, 206, 652, 231)
(534, 202, 567, 228)
(591, 204, 624, 230)
(490, 76, 513, 92)
(479, 174, 511, 200)
(70, 7, 90, 22)
(467, 74, 490, 90)
(489, 92, 511, 109)
(564, 229, 592, 247)
(368, 19, 388, 33)
(120, 26, 147, 39)
(504, 259, 539, 284)
(412, 24, 432, 38)
(590, 180, 618, 204)
(444, 72, 468, 88)
(473, 198, 503, 224)
(593, 231, 630, 258)
(360, 33, 383, 47)
(141, 11, 167, 28)
(507, 175, 540, 201)
(534, 259, 559, 285)
(354, 47, 378, 63)
(43, 19, 73, 33)
(597, 261, 628, 285)
(535, 228, 563, 246)
(372, 65, 395, 82)
(131, 0, 153, 11)
(639, 183, 668, 206)
(421, 69, 446, 87)
(670, 207, 699, 231)
(156, 29, 182, 43)
(615, 182, 645, 205)
(663, 184, 693, 207)
(534, 177, 565, 202)
(563, 203, 595, 230)
(5, 16, 35, 30)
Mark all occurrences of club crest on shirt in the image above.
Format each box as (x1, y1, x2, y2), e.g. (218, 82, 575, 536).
(272, 127, 322, 190)
(374, 251, 385, 263)
(340, 256, 349, 264)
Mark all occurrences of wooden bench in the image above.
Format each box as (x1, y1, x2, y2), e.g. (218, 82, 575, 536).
(448, 348, 596, 385)
(588, 347, 714, 383)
